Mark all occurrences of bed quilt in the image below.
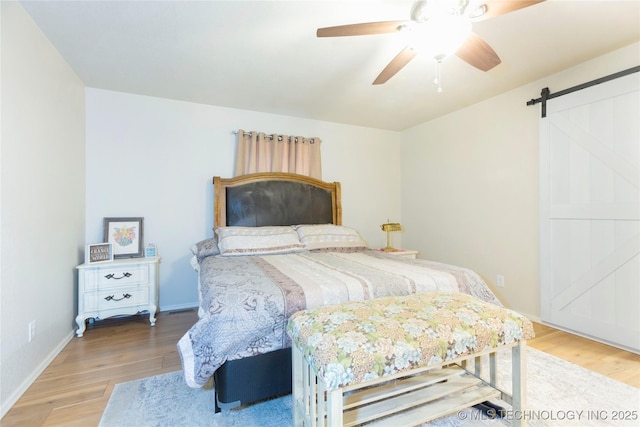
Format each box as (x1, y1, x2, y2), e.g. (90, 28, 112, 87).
(177, 250, 501, 388)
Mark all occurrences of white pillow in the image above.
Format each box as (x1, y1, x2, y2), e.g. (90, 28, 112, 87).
(216, 226, 305, 256)
(295, 224, 368, 251)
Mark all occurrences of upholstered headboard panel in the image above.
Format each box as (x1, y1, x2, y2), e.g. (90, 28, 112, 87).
(213, 173, 342, 227)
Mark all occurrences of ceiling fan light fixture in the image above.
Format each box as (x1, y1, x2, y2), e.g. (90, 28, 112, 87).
(412, 0, 470, 21)
(467, 4, 487, 19)
(410, 13, 472, 59)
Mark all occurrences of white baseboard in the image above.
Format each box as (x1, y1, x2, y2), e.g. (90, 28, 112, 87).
(540, 319, 640, 355)
(160, 302, 198, 313)
(0, 330, 75, 419)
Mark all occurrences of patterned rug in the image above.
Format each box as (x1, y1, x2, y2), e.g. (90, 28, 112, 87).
(99, 348, 639, 427)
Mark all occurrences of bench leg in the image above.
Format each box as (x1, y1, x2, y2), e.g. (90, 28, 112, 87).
(489, 351, 497, 387)
(512, 340, 528, 427)
(292, 346, 303, 427)
(326, 387, 343, 427)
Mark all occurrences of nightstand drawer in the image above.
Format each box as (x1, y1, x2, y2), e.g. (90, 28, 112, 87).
(84, 285, 150, 312)
(82, 264, 151, 291)
(98, 264, 149, 286)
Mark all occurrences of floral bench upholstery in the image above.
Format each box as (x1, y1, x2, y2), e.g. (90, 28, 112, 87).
(287, 291, 535, 427)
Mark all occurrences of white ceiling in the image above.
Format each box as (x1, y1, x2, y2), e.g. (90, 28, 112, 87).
(20, 0, 640, 131)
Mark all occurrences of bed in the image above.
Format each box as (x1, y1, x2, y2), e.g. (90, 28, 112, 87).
(177, 172, 501, 413)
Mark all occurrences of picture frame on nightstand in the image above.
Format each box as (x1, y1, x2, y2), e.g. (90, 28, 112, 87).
(145, 243, 157, 257)
(103, 217, 144, 259)
(86, 242, 113, 264)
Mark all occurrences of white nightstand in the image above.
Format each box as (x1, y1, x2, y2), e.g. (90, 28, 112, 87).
(75, 256, 160, 337)
(375, 249, 418, 259)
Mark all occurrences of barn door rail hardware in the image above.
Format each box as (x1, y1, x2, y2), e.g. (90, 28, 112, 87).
(526, 65, 640, 118)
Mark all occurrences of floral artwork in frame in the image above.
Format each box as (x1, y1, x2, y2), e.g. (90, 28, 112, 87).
(103, 217, 144, 259)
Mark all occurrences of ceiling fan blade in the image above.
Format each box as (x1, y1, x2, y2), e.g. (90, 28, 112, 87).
(373, 47, 417, 85)
(455, 33, 501, 72)
(474, 0, 545, 21)
(317, 21, 408, 37)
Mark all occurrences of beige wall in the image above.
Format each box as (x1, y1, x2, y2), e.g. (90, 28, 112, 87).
(0, 2, 85, 415)
(85, 88, 402, 311)
(400, 42, 640, 320)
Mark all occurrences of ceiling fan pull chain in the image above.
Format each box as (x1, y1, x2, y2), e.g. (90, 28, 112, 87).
(434, 55, 444, 93)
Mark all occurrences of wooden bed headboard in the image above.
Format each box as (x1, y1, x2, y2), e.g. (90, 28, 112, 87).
(213, 173, 342, 227)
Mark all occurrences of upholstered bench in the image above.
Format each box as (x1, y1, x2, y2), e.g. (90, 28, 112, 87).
(287, 291, 535, 427)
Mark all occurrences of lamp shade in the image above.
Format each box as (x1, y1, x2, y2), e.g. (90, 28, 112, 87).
(381, 222, 402, 232)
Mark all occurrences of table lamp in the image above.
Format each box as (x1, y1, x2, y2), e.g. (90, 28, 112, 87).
(380, 220, 402, 251)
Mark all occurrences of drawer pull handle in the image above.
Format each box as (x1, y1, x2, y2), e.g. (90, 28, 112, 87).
(105, 272, 132, 280)
(104, 293, 132, 302)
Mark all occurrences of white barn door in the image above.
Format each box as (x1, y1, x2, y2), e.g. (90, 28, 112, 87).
(540, 72, 639, 353)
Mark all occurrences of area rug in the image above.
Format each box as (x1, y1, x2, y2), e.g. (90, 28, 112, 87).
(99, 348, 639, 427)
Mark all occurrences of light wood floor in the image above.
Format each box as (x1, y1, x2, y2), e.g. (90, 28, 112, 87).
(2, 310, 638, 427)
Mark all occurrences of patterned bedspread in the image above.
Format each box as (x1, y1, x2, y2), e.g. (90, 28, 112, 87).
(177, 249, 501, 388)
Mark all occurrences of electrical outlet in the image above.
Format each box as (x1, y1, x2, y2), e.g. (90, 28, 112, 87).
(28, 320, 37, 342)
(497, 274, 505, 288)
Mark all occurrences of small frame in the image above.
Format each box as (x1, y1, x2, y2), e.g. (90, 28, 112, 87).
(145, 243, 157, 258)
(103, 217, 144, 259)
(86, 243, 113, 264)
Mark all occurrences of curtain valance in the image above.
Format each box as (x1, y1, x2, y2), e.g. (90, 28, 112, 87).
(234, 129, 322, 179)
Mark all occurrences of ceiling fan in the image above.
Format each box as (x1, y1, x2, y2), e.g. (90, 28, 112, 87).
(317, 0, 544, 86)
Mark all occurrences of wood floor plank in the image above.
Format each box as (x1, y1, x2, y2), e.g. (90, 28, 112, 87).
(528, 322, 640, 388)
(1, 310, 638, 427)
(19, 358, 165, 401)
(42, 397, 109, 427)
